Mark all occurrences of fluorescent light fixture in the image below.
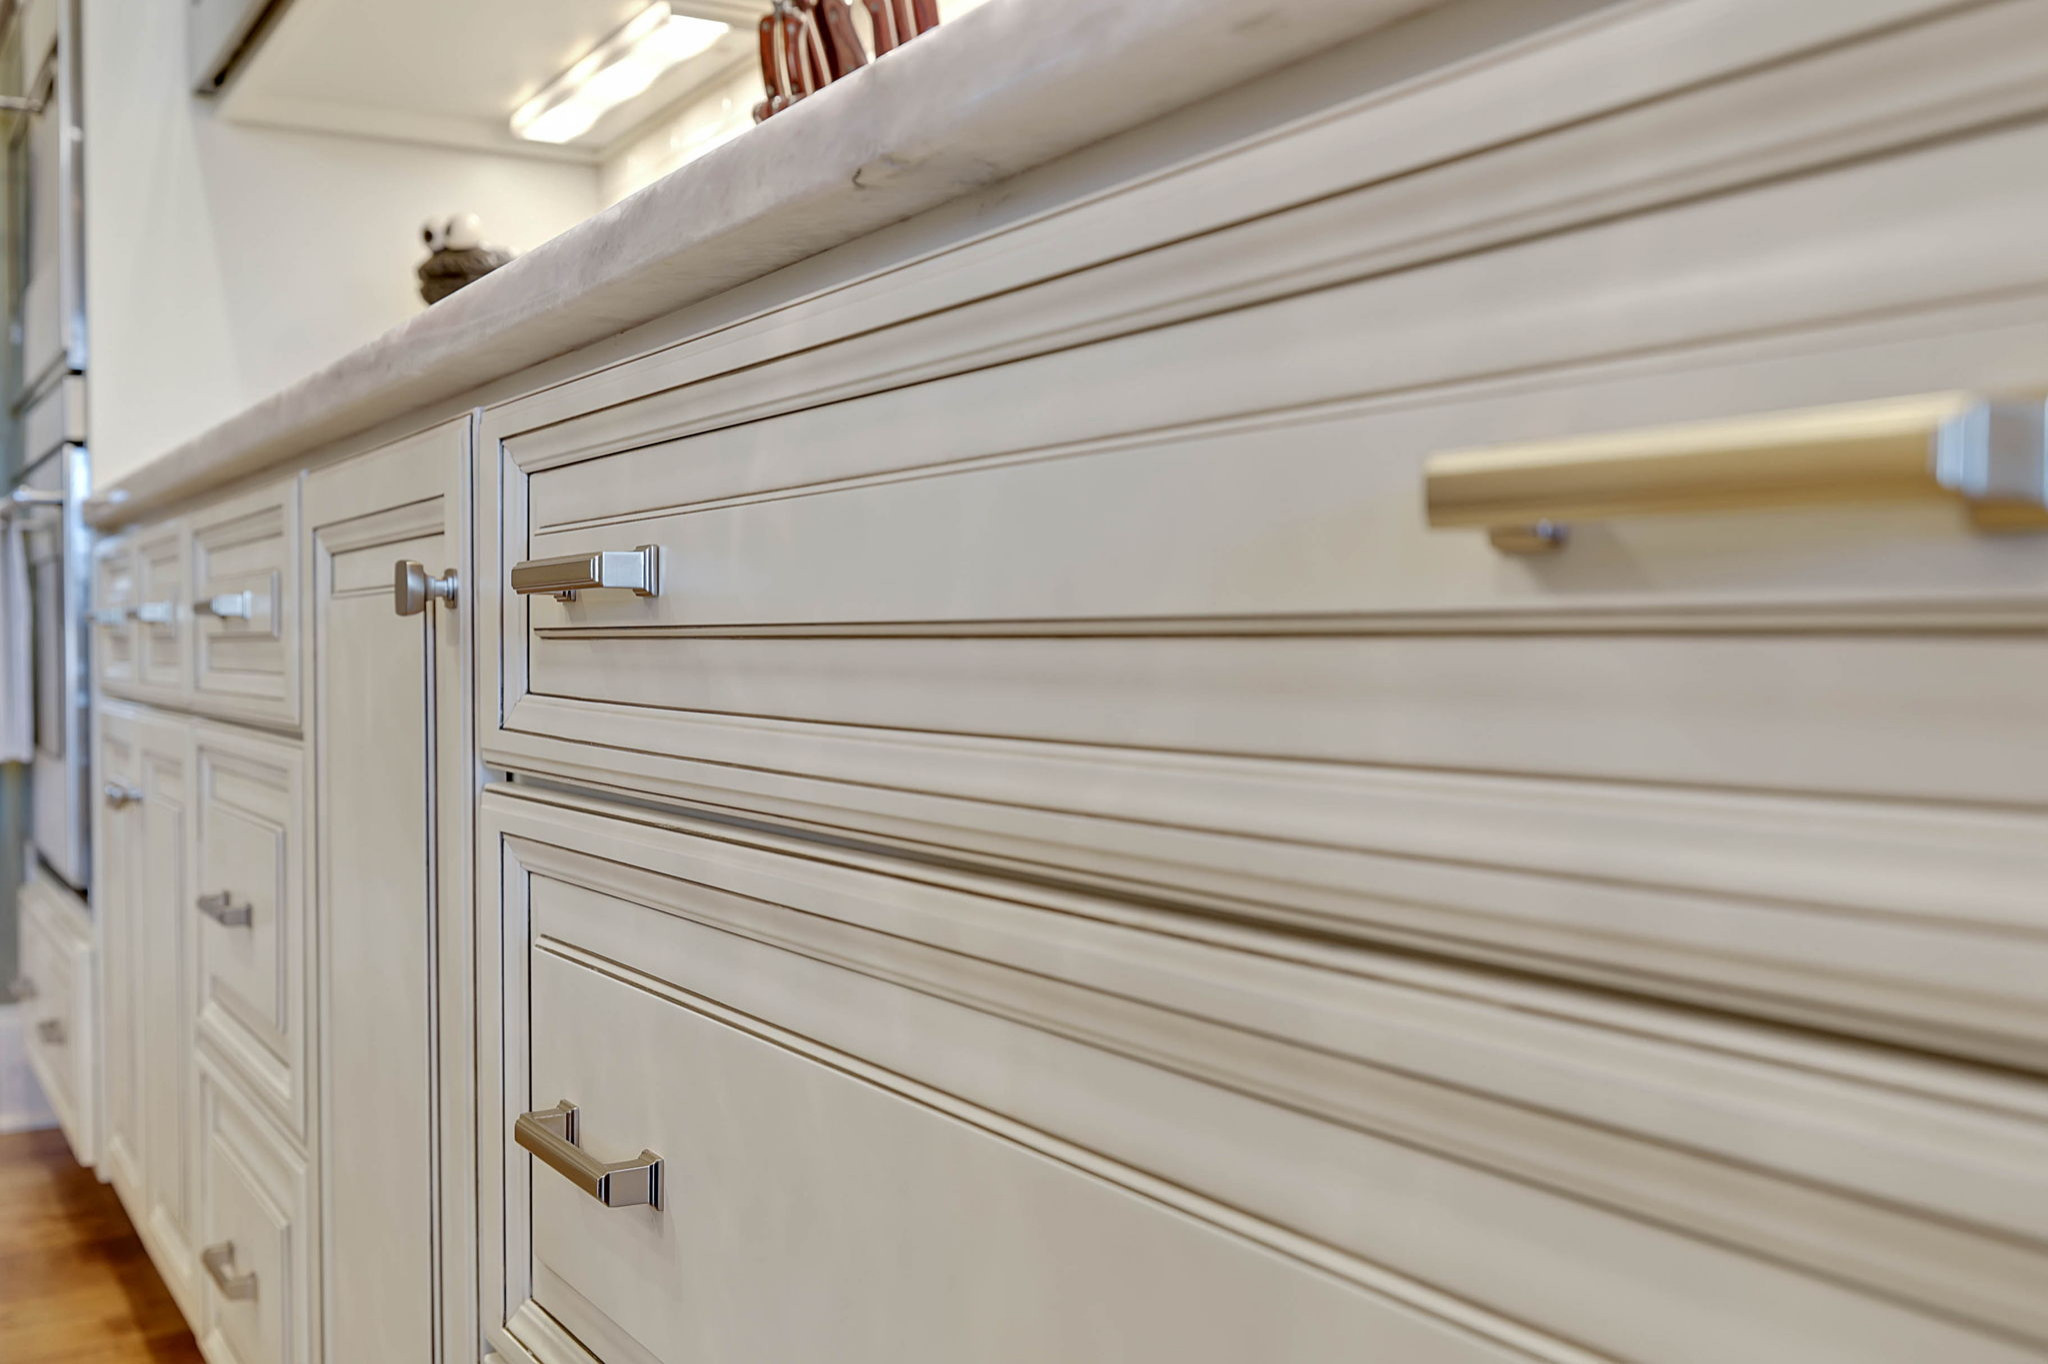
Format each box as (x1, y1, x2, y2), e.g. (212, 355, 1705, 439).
(512, 3, 730, 145)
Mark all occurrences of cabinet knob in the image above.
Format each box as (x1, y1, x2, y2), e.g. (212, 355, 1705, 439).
(201, 1242, 258, 1301)
(194, 591, 254, 620)
(35, 1018, 64, 1045)
(102, 782, 143, 809)
(196, 890, 254, 928)
(393, 560, 459, 617)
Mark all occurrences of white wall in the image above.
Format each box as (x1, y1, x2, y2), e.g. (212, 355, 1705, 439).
(82, 0, 602, 488)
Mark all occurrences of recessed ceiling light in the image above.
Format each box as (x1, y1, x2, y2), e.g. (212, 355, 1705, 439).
(512, 3, 730, 145)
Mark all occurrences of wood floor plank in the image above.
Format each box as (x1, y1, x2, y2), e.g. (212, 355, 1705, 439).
(0, 1128, 201, 1364)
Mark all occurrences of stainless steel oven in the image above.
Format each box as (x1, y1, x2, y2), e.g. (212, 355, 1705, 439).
(5, 0, 89, 905)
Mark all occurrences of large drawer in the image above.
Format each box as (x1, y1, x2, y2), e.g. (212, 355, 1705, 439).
(479, 37, 2048, 1067)
(188, 476, 302, 730)
(481, 789, 2048, 1364)
(17, 868, 94, 1166)
(196, 1058, 314, 1364)
(192, 722, 308, 1138)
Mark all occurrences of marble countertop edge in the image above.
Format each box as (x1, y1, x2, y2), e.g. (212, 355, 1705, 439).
(87, 0, 1435, 527)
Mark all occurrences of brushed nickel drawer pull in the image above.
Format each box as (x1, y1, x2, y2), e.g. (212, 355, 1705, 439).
(195, 591, 253, 620)
(201, 1242, 258, 1301)
(103, 781, 143, 808)
(515, 1101, 661, 1209)
(1425, 393, 2048, 554)
(133, 600, 176, 627)
(510, 546, 660, 603)
(35, 1018, 64, 1045)
(197, 891, 253, 928)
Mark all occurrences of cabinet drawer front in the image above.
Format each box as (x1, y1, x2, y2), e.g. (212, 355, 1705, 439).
(193, 724, 307, 1137)
(198, 1064, 312, 1364)
(524, 944, 1507, 1364)
(190, 477, 302, 729)
(483, 104, 2048, 1067)
(483, 792, 2048, 1364)
(92, 536, 139, 693)
(135, 520, 190, 701)
(19, 871, 92, 1164)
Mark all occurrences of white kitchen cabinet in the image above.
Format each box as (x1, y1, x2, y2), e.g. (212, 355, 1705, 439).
(91, 533, 138, 693)
(17, 867, 93, 1164)
(132, 518, 190, 704)
(191, 721, 308, 1138)
(189, 477, 303, 731)
(479, 788, 2048, 1364)
(93, 702, 144, 1197)
(195, 1053, 316, 1364)
(469, 0, 2048, 1077)
(76, 4, 2048, 1362)
(305, 417, 474, 1364)
(95, 700, 204, 1321)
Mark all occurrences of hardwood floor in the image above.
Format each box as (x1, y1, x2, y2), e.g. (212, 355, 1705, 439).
(0, 1127, 202, 1363)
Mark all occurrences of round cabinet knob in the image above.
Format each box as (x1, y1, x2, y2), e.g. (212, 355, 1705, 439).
(393, 560, 459, 617)
(102, 781, 142, 808)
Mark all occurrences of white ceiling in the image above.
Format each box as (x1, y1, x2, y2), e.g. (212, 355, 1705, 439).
(217, 0, 762, 161)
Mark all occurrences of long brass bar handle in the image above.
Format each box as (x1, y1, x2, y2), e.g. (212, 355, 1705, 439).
(201, 1242, 258, 1301)
(510, 546, 660, 603)
(1425, 392, 2048, 554)
(515, 1101, 661, 1209)
(196, 891, 253, 928)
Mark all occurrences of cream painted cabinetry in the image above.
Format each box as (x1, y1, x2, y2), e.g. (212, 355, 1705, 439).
(88, 423, 470, 1364)
(79, 2, 2048, 1362)
(305, 419, 472, 1364)
(18, 867, 95, 1164)
(470, 4, 2048, 1361)
(94, 700, 203, 1320)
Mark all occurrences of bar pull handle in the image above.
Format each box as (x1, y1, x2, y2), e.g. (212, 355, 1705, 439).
(194, 591, 254, 620)
(515, 1101, 661, 1209)
(134, 600, 176, 627)
(35, 1018, 65, 1045)
(103, 781, 143, 808)
(89, 606, 130, 627)
(1425, 392, 2048, 554)
(201, 1242, 258, 1301)
(510, 546, 660, 603)
(197, 891, 253, 928)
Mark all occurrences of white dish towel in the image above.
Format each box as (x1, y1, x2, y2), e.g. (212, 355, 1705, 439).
(0, 511, 35, 765)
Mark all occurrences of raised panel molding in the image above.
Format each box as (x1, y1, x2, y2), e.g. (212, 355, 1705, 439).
(481, 789, 2048, 1363)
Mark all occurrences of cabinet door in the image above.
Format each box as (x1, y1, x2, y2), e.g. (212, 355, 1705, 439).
(136, 706, 200, 1320)
(94, 705, 144, 1199)
(306, 418, 473, 1364)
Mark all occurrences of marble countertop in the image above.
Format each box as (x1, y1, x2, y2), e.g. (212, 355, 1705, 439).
(89, 0, 1435, 526)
